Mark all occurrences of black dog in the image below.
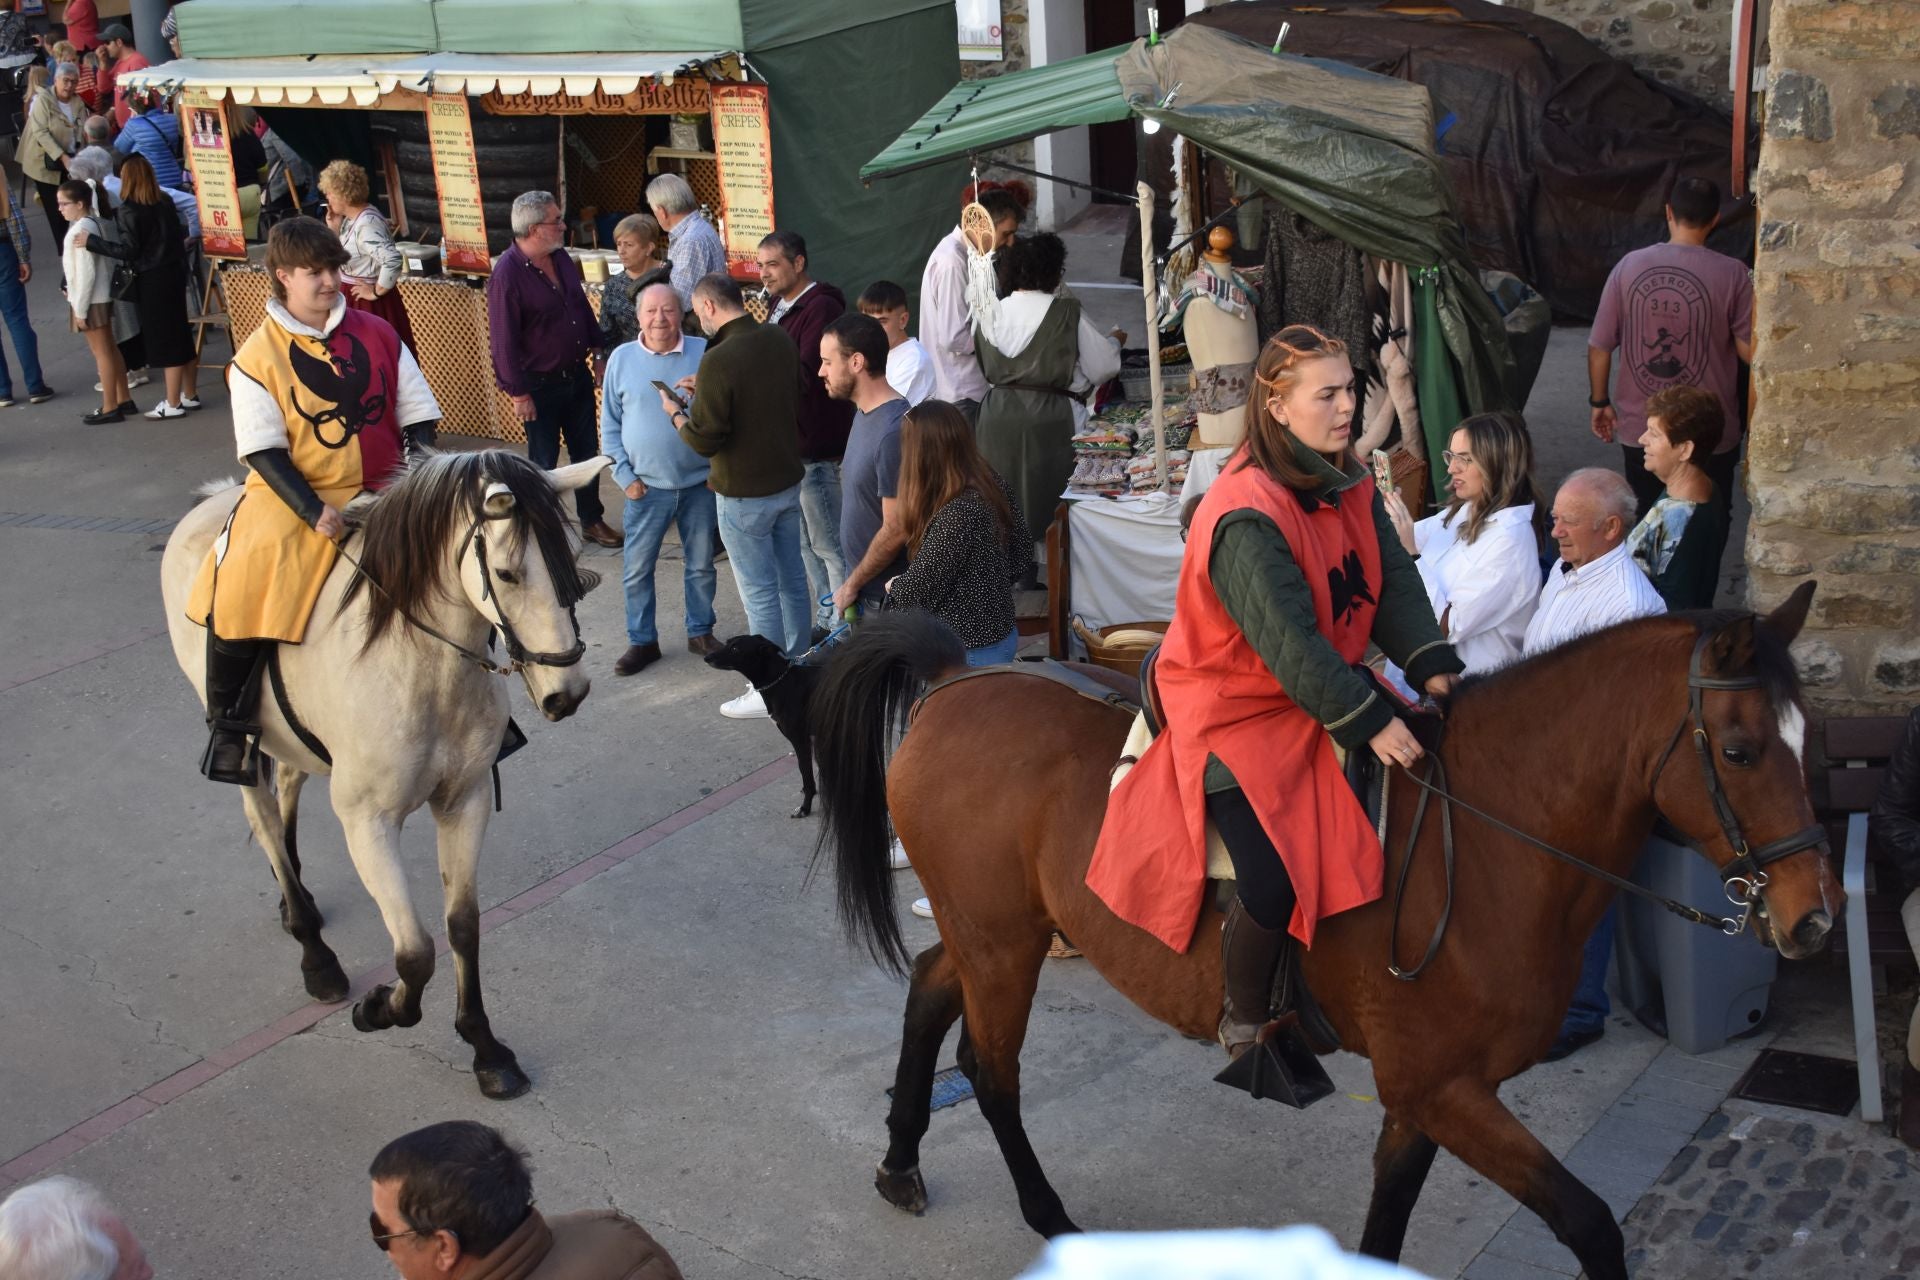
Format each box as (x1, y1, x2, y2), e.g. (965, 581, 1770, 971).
(705, 634, 821, 818)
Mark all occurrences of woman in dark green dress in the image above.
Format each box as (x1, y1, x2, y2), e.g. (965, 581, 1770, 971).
(974, 234, 1122, 548)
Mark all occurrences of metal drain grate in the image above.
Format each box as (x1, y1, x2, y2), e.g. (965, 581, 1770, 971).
(1729, 1048, 1861, 1116)
(885, 1066, 974, 1112)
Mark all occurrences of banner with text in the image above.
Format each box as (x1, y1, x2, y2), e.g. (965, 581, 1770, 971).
(483, 79, 710, 116)
(709, 82, 774, 275)
(425, 94, 492, 274)
(180, 91, 246, 259)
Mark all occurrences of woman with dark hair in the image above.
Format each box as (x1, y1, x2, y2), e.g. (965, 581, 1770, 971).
(76, 154, 198, 418)
(973, 231, 1122, 549)
(57, 177, 127, 422)
(1627, 384, 1729, 610)
(1382, 410, 1546, 679)
(1090, 324, 1462, 1091)
(885, 398, 1032, 667)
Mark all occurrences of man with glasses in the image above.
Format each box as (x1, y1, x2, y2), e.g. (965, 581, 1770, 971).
(487, 190, 621, 548)
(369, 1120, 683, 1278)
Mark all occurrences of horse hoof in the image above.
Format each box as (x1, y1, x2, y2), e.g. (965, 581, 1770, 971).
(302, 961, 351, 1003)
(875, 1164, 928, 1215)
(352, 986, 393, 1032)
(476, 1061, 532, 1100)
(790, 804, 812, 819)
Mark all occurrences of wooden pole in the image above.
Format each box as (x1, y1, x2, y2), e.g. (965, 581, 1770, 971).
(1139, 180, 1167, 493)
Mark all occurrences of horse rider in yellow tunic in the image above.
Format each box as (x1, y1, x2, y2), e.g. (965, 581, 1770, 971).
(187, 217, 443, 784)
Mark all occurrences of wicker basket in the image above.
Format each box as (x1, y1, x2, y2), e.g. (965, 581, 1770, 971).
(1071, 617, 1169, 679)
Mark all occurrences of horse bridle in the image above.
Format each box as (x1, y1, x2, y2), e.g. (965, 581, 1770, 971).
(1387, 624, 1827, 980)
(335, 507, 586, 684)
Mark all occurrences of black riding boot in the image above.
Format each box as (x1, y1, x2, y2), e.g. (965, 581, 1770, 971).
(201, 636, 265, 786)
(1212, 897, 1335, 1108)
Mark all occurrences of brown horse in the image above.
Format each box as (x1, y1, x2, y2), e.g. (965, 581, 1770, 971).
(811, 583, 1835, 1279)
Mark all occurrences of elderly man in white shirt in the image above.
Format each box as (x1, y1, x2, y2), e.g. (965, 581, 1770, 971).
(1529, 466, 1668, 1063)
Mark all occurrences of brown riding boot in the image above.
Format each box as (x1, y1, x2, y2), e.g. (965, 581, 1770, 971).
(1213, 898, 1335, 1108)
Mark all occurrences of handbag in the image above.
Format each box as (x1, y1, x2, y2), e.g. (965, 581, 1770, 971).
(110, 261, 137, 302)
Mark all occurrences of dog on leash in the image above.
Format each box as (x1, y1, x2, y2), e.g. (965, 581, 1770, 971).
(704, 634, 822, 818)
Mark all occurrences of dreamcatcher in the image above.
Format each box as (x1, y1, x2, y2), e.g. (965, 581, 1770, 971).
(960, 165, 1003, 337)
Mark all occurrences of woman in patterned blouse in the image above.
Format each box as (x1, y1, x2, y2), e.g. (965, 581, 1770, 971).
(1625, 384, 1728, 610)
(597, 212, 672, 352)
(885, 399, 1033, 666)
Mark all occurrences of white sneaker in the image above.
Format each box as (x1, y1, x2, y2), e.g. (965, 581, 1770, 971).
(144, 401, 186, 419)
(889, 839, 911, 870)
(127, 370, 151, 388)
(178, 395, 203, 411)
(910, 897, 934, 919)
(719, 682, 769, 720)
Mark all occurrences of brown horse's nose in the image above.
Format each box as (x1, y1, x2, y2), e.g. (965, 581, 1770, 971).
(1789, 909, 1832, 955)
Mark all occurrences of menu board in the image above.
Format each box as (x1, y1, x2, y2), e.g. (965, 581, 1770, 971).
(424, 94, 492, 275)
(180, 91, 246, 260)
(709, 83, 774, 274)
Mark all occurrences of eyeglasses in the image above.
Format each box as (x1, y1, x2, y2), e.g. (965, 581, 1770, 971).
(369, 1210, 445, 1253)
(1441, 450, 1476, 468)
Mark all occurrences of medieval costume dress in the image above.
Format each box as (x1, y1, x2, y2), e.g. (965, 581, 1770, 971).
(185, 295, 441, 783)
(1086, 436, 1460, 1089)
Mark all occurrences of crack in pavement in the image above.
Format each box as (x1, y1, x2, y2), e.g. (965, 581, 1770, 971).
(306, 1023, 471, 1078)
(0, 920, 195, 1058)
(617, 1196, 829, 1280)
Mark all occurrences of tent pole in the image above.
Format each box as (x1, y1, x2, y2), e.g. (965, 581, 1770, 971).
(1138, 180, 1167, 494)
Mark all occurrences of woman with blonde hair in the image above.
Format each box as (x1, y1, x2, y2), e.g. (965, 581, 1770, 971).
(596, 211, 671, 352)
(317, 158, 416, 351)
(1090, 323, 1462, 1093)
(57, 178, 128, 423)
(885, 398, 1031, 667)
(1383, 410, 1546, 678)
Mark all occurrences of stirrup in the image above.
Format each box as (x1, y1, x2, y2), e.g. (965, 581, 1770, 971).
(200, 720, 261, 787)
(1214, 1018, 1335, 1108)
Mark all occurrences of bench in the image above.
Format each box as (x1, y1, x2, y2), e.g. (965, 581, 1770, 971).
(1813, 715, 1912, 1126)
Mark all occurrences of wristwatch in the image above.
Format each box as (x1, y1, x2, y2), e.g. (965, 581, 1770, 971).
(1588, 396, 1611, 408)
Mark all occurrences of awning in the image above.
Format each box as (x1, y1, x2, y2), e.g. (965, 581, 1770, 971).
(119, 51, 732, 104)
(859, 44, 1133, 181)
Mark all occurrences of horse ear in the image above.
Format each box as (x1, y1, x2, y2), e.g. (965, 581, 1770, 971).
(483, 481, 515, 518)
(548, 456, 614, 493)
(1762, 580, 1816, 645)
(1708, 615, 1756, 674)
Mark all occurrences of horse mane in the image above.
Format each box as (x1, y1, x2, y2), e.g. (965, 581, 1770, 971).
(340, 450, 596, 648)
(1450, 608, 1805, 714)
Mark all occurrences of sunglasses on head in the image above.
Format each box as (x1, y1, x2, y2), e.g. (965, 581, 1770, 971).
(369, 1210, 447, 1253)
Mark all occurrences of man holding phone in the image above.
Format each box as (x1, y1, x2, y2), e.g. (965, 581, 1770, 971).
(601, 281, 719, 676)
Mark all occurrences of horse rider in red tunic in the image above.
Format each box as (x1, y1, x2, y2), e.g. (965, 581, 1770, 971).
(186, 217, 443, 785)
(1088, 325, 1464, 1093)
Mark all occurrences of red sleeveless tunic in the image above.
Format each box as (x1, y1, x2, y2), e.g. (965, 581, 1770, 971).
(1087, 455, 1387, 952)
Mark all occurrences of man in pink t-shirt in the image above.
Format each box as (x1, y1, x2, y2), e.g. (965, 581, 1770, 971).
(1587, 177, 1753, 518)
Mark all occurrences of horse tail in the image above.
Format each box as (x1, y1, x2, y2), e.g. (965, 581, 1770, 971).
(812, 611, 967, 976)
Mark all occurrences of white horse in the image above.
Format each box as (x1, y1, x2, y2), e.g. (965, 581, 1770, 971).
(161, 449, 610, 1099)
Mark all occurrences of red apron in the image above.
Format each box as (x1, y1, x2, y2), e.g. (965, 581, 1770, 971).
(1087, 455, 1386, 952)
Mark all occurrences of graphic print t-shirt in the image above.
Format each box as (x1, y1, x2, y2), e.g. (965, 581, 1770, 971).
(1589, 242, 1752, 452)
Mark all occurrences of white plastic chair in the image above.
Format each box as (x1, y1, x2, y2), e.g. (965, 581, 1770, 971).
(1844, 809, 1884, 1123)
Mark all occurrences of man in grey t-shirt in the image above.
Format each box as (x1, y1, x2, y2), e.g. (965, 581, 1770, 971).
(822, 313, 910, 612)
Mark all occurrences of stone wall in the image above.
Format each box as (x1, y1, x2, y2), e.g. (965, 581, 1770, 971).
(1745, 0, 1920, 715)
(958, 0, 1037, 181)
(1506, 0, 1736, 111)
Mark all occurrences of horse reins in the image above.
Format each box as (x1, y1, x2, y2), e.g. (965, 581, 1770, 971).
(1385, 627, 1827, 981)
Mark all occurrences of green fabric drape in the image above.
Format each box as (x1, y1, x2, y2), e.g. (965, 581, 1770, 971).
(1412, 268, 1466, 500)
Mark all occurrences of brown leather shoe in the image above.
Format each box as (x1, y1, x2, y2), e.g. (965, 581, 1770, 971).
(613, 642, 662, 676)
(687, 634, 722, 657)
(581, 520, 622, 548)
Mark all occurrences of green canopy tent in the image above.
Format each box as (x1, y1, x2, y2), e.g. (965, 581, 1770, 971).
(864, 23, 1520, 493)
(165, 0, 966, 307)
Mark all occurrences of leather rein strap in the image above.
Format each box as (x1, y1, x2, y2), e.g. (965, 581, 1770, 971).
(1385, 626, 1826, 981)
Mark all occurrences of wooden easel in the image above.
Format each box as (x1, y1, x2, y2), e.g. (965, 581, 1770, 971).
(191, 259, 233, 364)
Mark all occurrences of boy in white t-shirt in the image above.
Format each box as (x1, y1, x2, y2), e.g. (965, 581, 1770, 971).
(857, 279, 935, 407)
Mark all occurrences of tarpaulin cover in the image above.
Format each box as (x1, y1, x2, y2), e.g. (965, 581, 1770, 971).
(178, 0, 440, 56)
(1192, 0, 1751, 321)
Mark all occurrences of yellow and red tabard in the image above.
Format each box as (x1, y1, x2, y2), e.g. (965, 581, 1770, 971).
(187, 298, 428, 642)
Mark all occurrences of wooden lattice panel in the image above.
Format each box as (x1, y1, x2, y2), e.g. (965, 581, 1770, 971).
(397, 278, 527, 443)
(223, 265, 270, 350)
(686, 159, 721, 220)
(569, 116, 653, 229)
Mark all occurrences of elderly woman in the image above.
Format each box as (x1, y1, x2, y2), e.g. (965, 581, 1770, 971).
(1627, 384, 1729, 611)
(1384, 410, 1545, 680)
(17, 61, 82, 242)
(317, 158, 417, 352)
(596, 212, 671, 352)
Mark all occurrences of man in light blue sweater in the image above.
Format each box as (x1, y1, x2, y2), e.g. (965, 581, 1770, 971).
(601, 281, 719, 676)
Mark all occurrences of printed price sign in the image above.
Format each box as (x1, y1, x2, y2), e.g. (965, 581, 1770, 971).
(181, 91, 246, 260)
(425, 94, 492, 275)
(709, 83, 774, 274)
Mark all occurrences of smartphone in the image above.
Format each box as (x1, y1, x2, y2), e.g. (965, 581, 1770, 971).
(651, 380, 689, 411)
(1371, 449, 1395, 496)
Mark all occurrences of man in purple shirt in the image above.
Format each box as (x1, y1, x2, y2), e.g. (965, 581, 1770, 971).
(1588, 177, 1753, 523)
(486, 190, 620, 546)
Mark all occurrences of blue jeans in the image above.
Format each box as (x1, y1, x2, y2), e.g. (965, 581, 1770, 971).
(797, 459, 845, 627)
(1561, 906, 1617, 1037)
(620, 482, 717, 647)
(0, 239, 45, 398)
(716, 484, 812, 658)
(965, 628, 1020, 667)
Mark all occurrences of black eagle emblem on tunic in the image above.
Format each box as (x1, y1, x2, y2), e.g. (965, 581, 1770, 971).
(287, 332, 390, 449)
(1328, 550, 1375, 623)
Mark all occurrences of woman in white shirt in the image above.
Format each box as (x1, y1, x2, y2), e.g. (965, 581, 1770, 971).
(58, 178, 129, 424)
(1384, 411, 1545, 678)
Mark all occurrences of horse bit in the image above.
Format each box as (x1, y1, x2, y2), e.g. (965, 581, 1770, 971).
(1387, 626, 1828, 980)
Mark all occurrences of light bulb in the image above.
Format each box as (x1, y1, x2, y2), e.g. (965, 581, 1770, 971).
(1142, 117, 1161, 135)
